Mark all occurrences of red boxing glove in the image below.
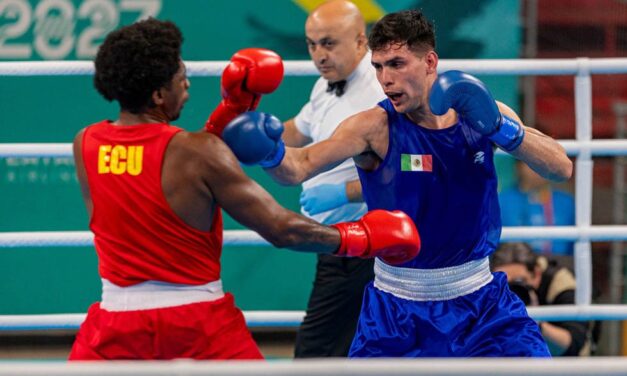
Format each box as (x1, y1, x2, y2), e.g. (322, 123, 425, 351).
(332, 210, 421, 265)
(205, 48, 284, 136)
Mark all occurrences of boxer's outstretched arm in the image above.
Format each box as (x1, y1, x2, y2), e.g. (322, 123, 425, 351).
(269, 108, 381, 185)
(202, 132, 419, 264)
(497, 102, 572, 182)
(203, 134, 340, 253)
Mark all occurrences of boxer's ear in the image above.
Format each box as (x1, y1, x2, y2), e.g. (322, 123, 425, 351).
(425, 50, 438, 75)
(152, 88, 165, 106)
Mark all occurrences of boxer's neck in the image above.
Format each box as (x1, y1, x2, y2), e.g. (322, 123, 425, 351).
(114, 109, 169, 126)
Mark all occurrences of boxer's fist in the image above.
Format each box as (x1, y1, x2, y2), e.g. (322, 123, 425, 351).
(332, 210, 420, 265)
(223, 111, 285, 168)
(227, 48, 284, 96)
(429, 70, 524, 151)
(205, 48, 284, 136)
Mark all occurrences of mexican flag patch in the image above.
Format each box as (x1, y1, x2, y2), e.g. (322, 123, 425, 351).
(401, 154, 432, 172)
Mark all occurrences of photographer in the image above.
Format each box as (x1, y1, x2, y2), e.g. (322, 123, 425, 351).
(490, 242, 593, 356)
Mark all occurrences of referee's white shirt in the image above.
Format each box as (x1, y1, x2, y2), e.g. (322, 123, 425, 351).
(294, 52, 385, 225)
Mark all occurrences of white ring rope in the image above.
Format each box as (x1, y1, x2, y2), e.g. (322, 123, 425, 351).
(0, 311, 305, 331)
(1, 358, 627, 376)
(4, 139, 627, 158)
(0, 230, 269, 247)
(0, 143, 72, 157)
(2, 226, 627, 248)
(1, 58, 627, 76)
(0, 305, 625, 332)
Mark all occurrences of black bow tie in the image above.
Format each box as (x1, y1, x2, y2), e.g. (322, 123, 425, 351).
(326, 80, 347, 97)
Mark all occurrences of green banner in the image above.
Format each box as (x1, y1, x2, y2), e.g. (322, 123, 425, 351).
(0, 0, 520, 314)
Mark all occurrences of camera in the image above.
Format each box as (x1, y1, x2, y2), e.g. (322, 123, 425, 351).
(508, 279, 534, 305)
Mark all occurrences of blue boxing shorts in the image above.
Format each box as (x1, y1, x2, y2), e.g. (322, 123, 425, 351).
(349, 258, 550, 357)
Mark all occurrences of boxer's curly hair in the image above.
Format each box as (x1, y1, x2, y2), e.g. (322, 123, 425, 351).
(368, 10, 435, 53)
(94, 18, 183, 113)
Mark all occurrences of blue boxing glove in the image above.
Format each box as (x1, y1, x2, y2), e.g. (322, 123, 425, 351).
(429, 70, 525, 152)
(300, 183, 348, 215)
(222, 111, 285, 168)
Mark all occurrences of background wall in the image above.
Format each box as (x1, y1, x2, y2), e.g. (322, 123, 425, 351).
(0, 0, 520, 314)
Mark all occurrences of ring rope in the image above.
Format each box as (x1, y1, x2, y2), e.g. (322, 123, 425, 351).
(0, 230, 269, 248)
(1, 358, 627, 375)
(2, 226, 627, 248)
(0, 305, 625, 332)
(0, 311, 306, 331)
(1, 58, 627, 76)
(4, 139, 627, 158)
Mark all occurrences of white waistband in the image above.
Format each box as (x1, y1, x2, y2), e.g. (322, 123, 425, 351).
(374, 257, 493, 301)
(101, 279, 225, 311)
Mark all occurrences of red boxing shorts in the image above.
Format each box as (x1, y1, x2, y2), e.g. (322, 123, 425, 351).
(69, 293, 263, 360)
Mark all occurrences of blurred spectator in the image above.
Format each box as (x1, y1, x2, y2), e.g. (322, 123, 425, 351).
(499, 160, 575, 255)
(491, 242, 595, 356)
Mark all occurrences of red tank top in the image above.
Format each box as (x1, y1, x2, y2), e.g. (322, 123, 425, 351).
(82, 120, 223, 286)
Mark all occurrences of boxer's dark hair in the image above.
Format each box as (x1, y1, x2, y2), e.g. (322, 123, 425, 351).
(368, 10, 435, 53)
(94, 18, 183, 113)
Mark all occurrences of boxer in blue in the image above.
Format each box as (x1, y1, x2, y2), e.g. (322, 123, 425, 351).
(224, 10, 572, 357)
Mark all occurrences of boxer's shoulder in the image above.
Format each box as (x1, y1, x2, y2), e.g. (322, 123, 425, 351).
(169, 130, 229, 164)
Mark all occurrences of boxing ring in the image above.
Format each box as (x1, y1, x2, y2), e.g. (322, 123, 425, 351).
(1, 57, 627, 374)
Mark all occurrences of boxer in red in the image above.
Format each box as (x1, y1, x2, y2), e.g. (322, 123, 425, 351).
(68, 18, 420, 360)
